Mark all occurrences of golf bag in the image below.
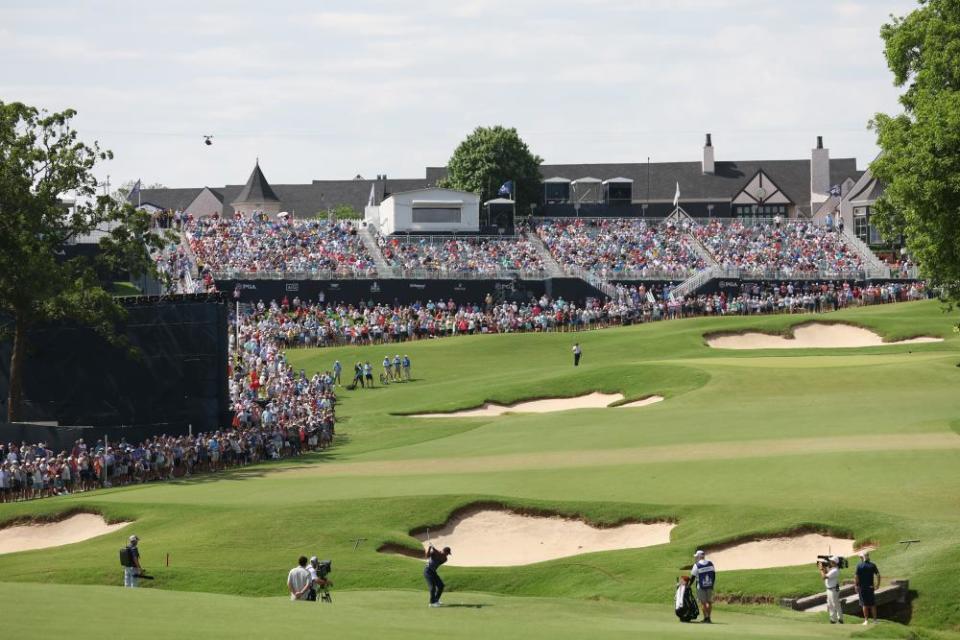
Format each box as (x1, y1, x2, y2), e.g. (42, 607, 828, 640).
(675, 579, 700, 622)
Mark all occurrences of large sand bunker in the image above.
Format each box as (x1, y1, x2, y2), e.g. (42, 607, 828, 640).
(706, 533, 872, 571)
(617, 396, 664, 409)
(707, 323, 941, 350)
(413, 392, 665, 418)
(407, 508, 675, 566)
(413, 392, 625, 418)
(0, 513, 130, 555)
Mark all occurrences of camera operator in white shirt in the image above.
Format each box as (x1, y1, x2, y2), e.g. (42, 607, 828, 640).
(818, 555, 844, 624)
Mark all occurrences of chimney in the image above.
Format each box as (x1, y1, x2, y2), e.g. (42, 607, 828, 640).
(702, 133, 715, 175)
(810, 135, 830, 206)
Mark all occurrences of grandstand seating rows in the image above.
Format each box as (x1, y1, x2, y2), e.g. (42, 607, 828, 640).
(172, 215, 904, 289)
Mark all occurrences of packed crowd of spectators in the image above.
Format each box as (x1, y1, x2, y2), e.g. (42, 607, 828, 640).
(0, 420, 333, 502)
(377, 233, 546, 276)
(186, 213, 376, 277)
(693, 220, 864, 276)
(534, 218, 705, 278)
(227, 280, 929, 350)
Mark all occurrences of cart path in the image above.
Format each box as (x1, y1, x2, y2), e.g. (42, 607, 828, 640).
(278, 432, 960, 478)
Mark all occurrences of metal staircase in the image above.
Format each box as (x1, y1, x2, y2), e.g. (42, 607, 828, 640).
(524, 231, 566, 278)
(840, 229, 888, 277)
(358, 226, 395, 278)
(685, 231, 718, 267)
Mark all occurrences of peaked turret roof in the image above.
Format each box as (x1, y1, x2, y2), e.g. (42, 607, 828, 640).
(233, 161, 280, 204)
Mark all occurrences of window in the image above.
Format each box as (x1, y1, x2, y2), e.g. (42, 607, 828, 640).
(854, 213, 869, 242)
(606, 183, 632, 203)
(544, 183, 570, 202)
(412, 207, 461, 223)
(733, 204, 785, 218)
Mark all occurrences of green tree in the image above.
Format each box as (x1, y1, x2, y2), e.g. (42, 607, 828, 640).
(0, 101, 164, 421)
(328, 204, 362, 220)
(870, 0, 960, 304)
(439, 126, 542, 216)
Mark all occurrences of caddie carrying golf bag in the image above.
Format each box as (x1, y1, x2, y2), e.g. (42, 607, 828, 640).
(675, 577, 700, 622)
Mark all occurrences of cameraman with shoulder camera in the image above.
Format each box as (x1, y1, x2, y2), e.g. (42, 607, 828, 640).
(818, 556, 844, 624)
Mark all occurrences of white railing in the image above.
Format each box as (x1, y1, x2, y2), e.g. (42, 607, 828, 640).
(212, 268, 380, 280)
(563, 265, 695, 282)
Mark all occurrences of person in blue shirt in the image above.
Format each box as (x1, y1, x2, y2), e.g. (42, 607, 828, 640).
(855, 551, 881, 625)
(393, 355, 402, 381)
(424, 544, 452, 607)
(332, 360, 342, 386)
(402, 355, 411, 381)
(690, 550, 716, 623)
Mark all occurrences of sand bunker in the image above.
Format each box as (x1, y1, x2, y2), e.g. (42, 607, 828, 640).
(616, 396, 664, 408)
(410, 509, 675, 566)
(707, 323, 941, 350)
(413, 392, 626, 418)
(0, 513, 130, 555)
(706, 533, 872, 571)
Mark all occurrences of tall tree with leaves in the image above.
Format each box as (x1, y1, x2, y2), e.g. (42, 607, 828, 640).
(0, 101, 164, 421)
(439, 126, 542, 215)
(870, 0, 960, 305)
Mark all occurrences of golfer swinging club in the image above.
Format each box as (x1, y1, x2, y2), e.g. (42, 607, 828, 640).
(424, 538, 452, 607)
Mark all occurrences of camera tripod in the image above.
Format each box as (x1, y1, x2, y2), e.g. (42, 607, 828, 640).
(317, 587, 332, 604)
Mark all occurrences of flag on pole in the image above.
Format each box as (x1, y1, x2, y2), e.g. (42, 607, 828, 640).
(130, 179, 142, 206)
(673, 181, 680, 207)
(498, 180, 513, 198)
(828, 184, 842, 197)
(367, 182, 376, 207)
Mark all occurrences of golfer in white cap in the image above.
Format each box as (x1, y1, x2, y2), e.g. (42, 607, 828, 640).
(818, 556, 844, 624)
(123, 535, 142, 588)
(690, 550, 716, 623)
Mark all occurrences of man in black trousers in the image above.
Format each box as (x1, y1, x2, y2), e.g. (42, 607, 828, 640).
(424, 544, 452, 607)
(572, 343, 582, 367)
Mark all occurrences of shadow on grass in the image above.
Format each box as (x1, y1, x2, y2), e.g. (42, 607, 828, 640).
(439, 603, 491, 609)
(165, 448, 346, 486)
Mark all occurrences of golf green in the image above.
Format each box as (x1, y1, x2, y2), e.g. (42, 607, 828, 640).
(2, 300, 959, 639)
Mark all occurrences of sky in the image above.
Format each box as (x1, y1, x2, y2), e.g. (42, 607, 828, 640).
(1, 0, 917, 190)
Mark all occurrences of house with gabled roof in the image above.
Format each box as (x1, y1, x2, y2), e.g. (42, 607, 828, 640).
(133, 134, 865, 224)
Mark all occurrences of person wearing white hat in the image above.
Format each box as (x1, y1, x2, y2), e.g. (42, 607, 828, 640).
(818, 555, 844, 624)
(689, 550, 716, 623)
(122, 535, 143, 588)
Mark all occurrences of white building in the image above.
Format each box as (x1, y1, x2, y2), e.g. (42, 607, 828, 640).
(365, 187, 480, 235)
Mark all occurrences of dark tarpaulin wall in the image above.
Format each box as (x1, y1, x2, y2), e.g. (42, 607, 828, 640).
(0, 296, 229, 434)
(218, 277, 607, 305)
(0, 422, 194, 453)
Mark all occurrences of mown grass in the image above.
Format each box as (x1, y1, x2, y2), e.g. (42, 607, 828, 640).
(2, 300, 959, 638)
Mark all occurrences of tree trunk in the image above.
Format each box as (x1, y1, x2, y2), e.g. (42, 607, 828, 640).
(7, 314, 27, 423)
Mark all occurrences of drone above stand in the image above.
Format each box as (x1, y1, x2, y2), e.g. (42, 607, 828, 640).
(203, 135, 214, 146)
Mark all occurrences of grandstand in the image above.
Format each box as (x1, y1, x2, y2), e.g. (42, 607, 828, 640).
(143, 135, 918, 302)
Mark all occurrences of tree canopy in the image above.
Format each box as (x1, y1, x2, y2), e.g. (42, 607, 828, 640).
(0, 101, 163, 421)
(439, 126, 542, 216)
(870, 0, 960, 303)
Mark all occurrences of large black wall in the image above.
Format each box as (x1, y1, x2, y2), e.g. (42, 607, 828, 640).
(0, 296, 229, 433)
(219, 277, 607, 306)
